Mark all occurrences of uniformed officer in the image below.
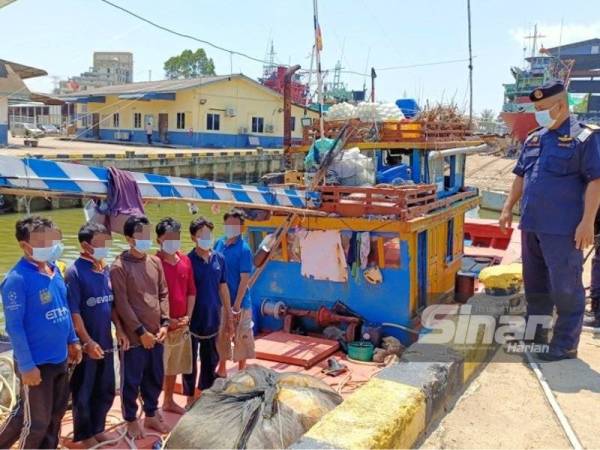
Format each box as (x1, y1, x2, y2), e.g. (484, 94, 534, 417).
(499, 80, 600, 361)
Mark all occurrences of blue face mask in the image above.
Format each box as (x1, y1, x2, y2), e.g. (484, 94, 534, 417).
(49, 241, 64, 263)
(161, 240, 181, 255)
(224, 224, 241, 239)
(31, 245, 56, 263)
(92, 246, 110, 261)
(196, 238, 213, 250)
(534, 106, 557, 128)
(134, 239, 152, 253)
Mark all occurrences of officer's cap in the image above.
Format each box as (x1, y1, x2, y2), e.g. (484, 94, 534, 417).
(529, 80, 565, 102)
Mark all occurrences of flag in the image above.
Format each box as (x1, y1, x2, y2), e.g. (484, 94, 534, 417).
(314, 16, 323, 51)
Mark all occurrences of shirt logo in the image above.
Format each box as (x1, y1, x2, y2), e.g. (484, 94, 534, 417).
(533, 89, 543, 99)
(5, 291, 20, 311)
(86, 294, 113, 307)
(39, 289, 52, 304)
(45, 306, 69, 323)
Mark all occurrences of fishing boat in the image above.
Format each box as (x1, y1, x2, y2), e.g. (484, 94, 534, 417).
(500, 26, 574, 143)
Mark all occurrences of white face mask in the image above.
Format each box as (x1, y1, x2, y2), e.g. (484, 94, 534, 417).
(161, 239, 181, 255)
(534, 104, 558, 128)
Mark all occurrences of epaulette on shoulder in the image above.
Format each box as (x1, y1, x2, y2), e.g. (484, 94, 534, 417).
(524, 127, 542, 143)
(577, 123, 600, 142)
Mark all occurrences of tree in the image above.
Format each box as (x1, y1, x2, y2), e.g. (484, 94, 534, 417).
(164, 48, 216, 79)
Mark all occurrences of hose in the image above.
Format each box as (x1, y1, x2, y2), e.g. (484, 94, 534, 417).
(381, 322, 420, 335)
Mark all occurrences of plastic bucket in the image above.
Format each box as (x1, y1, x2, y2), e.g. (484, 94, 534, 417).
(347, 341, 374, 361)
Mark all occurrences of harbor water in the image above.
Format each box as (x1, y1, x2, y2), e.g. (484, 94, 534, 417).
(0, 203, 224, 328)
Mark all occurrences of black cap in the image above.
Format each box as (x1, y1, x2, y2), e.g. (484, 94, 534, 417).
(529, 80, 565, 102)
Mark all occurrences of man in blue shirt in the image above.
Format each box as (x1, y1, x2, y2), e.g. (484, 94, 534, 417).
(0, 216, 81, 449)
(67, 222, 129, 448)
(500, 81, 600, 361)
(183, 217, 233, 407)
(214, 209, 255, 376)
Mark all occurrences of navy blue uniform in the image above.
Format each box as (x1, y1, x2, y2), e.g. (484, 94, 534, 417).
(514, 117, 600, 352)
(183, 250, 226, 393)
(66, 257, 115, 443)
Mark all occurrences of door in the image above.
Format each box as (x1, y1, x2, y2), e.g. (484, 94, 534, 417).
(417, 231, 428, 310)
(91, 113, 100, 139)
(158, 113, 168, 143)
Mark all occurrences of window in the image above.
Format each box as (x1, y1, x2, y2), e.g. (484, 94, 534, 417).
(176, 112, 186, 129)
(133, 112, 142, 128)
(206, 113, 220, 131)
(112, 113, 120, 128)
(251, 116, 264, 133)
(592, 45, 599, 55)
(446, 218, 455, 263)
(290, 116, 296, 132)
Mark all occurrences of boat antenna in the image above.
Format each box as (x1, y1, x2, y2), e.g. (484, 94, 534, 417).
(467, 0, 473, 128)
(313, 0, 325, 137)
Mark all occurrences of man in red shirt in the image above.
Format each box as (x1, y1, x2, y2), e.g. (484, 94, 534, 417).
(155, 217, 196, 415)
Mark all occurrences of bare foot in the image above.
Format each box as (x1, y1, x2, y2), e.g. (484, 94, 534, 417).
(162, 400, 186, 415)
(126, 419, 145, 440)
(144, 414, 170, 434)
(94, 432, 112, 442)
(80, 437, 99, 449)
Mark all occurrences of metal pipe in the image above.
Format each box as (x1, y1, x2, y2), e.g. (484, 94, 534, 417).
(428, 143, 488, 161)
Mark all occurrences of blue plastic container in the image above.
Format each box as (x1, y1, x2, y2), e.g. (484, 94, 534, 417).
(395, 99, 420, 118)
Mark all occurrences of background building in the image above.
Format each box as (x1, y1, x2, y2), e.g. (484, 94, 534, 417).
(62, 74, 319, 148)
(546, 38, 600, 121)
(0, 59, 47, 146)
(57, 51, 133, 94)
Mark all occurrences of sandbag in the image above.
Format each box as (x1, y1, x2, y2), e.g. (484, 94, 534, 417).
(166, 365, 342, 449)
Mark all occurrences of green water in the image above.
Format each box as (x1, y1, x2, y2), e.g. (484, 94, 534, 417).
(0, 203, 225, 328)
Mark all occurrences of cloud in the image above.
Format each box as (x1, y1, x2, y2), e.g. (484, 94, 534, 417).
(509, 22, 600, 51)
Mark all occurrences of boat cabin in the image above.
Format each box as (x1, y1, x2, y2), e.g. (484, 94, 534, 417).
(245, 140, 481, 344)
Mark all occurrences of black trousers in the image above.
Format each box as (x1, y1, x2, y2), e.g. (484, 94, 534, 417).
(70, 354, 115, 442)
(0, 360, 69, 449)
(182, 335, 219, 395)
(120, 345, 164, 422)
(146, 134, 152, 144)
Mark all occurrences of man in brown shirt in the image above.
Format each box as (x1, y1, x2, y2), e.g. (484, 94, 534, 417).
(110, 216, 170, 439)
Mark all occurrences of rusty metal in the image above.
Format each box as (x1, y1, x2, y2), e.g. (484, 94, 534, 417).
(283, 64, 301, 169)
(281, 305, 361, 342)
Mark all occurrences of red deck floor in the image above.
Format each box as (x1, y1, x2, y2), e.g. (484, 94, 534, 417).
(59, 349, 382, 449)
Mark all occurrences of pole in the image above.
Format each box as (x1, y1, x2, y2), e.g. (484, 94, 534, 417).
(467, 0, 473, 128)
(370, 67, 376, 102)
(283, 64, 301, 169)
(313, 0, 324, 137)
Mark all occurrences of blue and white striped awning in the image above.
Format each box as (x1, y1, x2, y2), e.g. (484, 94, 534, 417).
(0, 155, 311, 211)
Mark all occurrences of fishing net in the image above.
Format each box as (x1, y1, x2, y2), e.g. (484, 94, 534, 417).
(166, 365, 342, 449)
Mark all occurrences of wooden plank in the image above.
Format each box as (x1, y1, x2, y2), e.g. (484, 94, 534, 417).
(254, 331, 340, 369)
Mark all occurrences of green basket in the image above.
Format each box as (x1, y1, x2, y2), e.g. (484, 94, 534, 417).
(347, 341, 374, 362)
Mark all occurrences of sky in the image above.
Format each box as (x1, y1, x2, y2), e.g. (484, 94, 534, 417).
(1, 0, 600, 116)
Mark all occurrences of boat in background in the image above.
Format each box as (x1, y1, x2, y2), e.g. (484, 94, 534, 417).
(500, 25, 574, 143)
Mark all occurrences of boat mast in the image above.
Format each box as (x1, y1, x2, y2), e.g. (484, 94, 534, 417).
(313, 0, 325, 137)
(467, 0, 473, 128)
